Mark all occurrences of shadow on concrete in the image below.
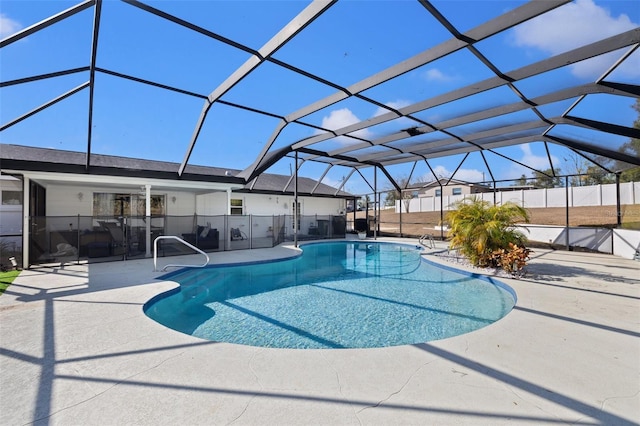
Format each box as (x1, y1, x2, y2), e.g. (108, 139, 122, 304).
(412, 343, 636, 426)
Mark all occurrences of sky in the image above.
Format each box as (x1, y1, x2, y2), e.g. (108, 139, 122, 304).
(1, 0, 639, 195)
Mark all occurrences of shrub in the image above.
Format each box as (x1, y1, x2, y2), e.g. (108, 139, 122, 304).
(491, 243, 532, 276)
(446, 197, 530, 269)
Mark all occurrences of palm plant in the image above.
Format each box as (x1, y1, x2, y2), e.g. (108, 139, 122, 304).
(446, 197, 530, 267)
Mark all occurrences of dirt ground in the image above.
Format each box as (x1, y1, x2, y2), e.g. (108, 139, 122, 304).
(352, 204, 640, 238)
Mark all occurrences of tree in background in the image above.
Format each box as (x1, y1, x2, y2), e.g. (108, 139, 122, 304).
(563, 152, 588, 186)
(383, 177, 416, 213)
(563, 151, 615, 186)
(531, 168, 563, 188)
(582, 164, 615, 185)
(383, 190, 397, 207)
(514, 174, 528, 186)
(619, 99, 640, 182)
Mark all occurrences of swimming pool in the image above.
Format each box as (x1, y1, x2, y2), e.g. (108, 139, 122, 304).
(145, 241, 516, 349)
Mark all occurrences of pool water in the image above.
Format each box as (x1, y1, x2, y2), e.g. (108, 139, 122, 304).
(145, 241, 516, 349)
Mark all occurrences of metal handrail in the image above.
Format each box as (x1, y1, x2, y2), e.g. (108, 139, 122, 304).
(154, 235, 210, 272)
(418, 233, 435, 249)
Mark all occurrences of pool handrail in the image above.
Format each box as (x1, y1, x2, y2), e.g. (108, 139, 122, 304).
(418, 233, 436, 249)
(154, 235, 210, 272)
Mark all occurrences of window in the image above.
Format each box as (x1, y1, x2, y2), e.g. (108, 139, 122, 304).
(93, 193, 165, 217)
(1, 191, 22, 205)
(435, 189, 442, 197)
(230, 198, 244, 215)
(452, 188, 462, 195)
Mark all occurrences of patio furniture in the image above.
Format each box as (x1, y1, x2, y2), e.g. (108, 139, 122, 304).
(50, 230, 113, 258)
(182, 226, 219, 250)
(100, 221, 129, 256)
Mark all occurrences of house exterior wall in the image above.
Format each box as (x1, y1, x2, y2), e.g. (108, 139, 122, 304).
(12, 182, 346, 222)
(47, 185, 93, 216)
(196, 192, 227, 215)
(167, 191, 196, 216)
(0, 173, 346, 220)
(196, 192, 346, 216)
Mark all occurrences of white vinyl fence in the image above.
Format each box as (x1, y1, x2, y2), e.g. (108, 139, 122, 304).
(397, 182, 639, 213)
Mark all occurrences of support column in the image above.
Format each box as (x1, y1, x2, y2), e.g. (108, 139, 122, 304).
(493, 181, 497, 205)
(294, 151, 299, 248)
(22, 176, 30, 270)
(615, 173, 622, 227)
(374, 167, 377, 240)
(565, 176, 570, 250)
(226, 188, 232, 249)
(439, 182, 444, 241)
(399, 189, 403, 237)
(352, 196, 357, 232)
(145, 184, 151, 257)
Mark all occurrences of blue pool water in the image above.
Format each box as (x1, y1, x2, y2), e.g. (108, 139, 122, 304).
(144, 241, 516, 349)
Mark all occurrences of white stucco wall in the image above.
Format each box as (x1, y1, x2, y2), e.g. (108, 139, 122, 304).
(195, 192, 346, 216)
(196, 191, 228, 215)
(46, 185, 94, 216)
(167, 191, 196, 216)
(18, 179, 344, 220)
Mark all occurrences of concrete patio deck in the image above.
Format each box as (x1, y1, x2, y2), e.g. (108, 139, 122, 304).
(1, 238, 638, 425)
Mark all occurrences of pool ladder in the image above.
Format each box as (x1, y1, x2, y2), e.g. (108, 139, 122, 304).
(153, 235, 210, 272)
(419, 234, 436, 249)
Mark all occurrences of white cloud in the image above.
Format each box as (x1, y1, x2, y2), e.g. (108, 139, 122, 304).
(320, 108, 359, 131)
(504, 143, 559, 179)
(512, 0, 639, 79)
(455, 168, 487, 182)
(0, 13, 22, 37)
(316, 108, 372, 143)
(520, 143, 556, 170)
(424, 165, 486, 183)
(423, 68, 456, 82)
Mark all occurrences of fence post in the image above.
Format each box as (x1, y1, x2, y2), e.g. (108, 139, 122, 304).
(224, 214, 229, 251)
(399, 199, 403, 237)
(565, 176, 570, 250)
(616, 173, 622, 227)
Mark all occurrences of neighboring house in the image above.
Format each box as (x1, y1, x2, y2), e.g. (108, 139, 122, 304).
(418, 178, 492, 198)
(0, 144, 352, 268)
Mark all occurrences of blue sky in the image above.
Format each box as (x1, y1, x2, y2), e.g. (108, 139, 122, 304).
(1, 0, 639, 195)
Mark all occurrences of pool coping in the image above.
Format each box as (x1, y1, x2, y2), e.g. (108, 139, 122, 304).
(1, 237, 638, 425)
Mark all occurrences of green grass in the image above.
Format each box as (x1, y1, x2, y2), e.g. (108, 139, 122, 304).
(0, 270, 20, 295)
